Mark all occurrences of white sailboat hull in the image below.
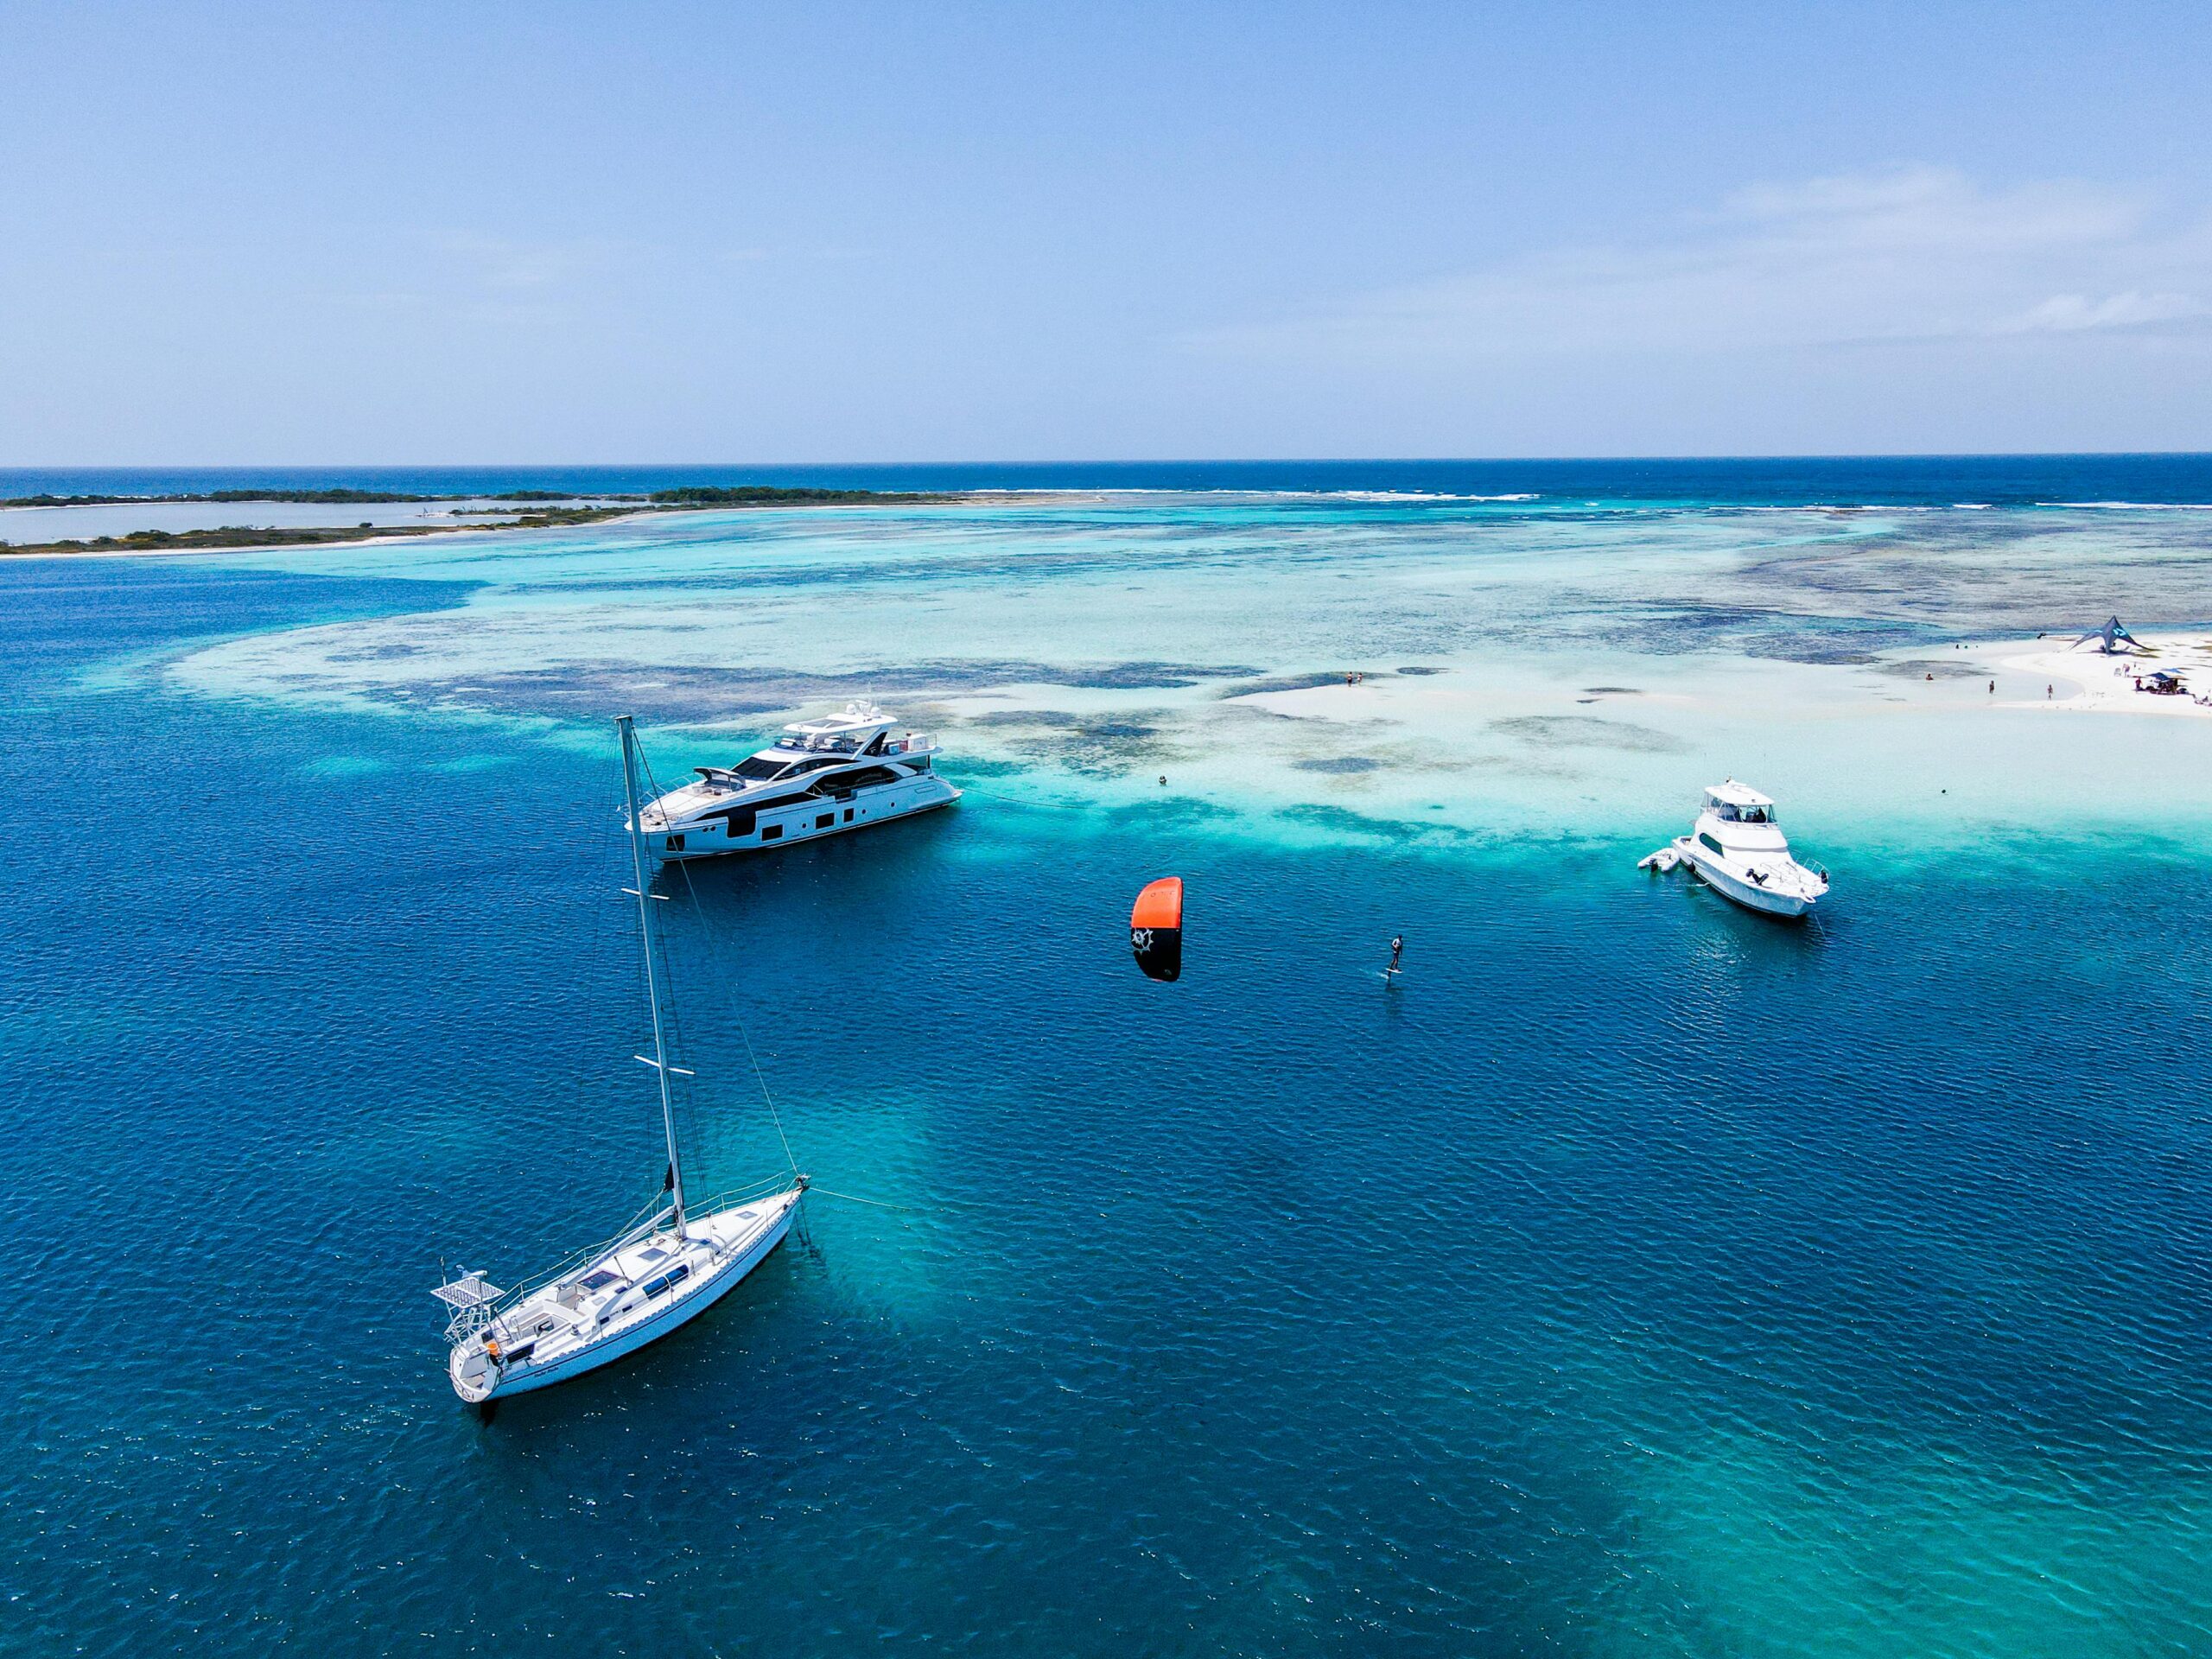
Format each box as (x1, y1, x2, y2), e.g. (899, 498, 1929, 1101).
(449, 1188, 802, 1403)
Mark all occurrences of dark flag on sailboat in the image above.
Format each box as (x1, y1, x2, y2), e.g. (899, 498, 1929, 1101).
(664, 1162, 677, 1192)
(1130, 877, 1184, 982)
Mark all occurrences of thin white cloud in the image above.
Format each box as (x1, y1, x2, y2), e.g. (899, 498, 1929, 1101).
(1986, 289, 2203, 334)
(1188, 167, 2212, 364)
(439, 233, 623, 290)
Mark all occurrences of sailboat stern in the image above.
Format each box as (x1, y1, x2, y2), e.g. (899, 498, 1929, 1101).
(448, 1338, 497, 1403)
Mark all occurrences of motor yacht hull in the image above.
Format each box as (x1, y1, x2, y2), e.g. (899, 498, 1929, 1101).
(1676, 836, 1818, 918)
(448, 1189, 802, 1403)
(657, 781, 960, 862)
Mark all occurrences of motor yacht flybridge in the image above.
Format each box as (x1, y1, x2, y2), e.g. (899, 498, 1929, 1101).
(637, 701, 959, 861)
(433, 715, 805, 1406)
(1644, 781, 1830, 918)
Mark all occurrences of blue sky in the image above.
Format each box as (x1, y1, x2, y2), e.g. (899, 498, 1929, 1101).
(5, 1, 2209, 461)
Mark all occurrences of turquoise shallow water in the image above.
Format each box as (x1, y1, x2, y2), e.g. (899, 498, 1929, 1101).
(4, 465, 2212, 1655)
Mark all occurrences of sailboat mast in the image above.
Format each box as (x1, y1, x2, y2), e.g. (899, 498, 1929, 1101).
(617, 715, 687, 1237)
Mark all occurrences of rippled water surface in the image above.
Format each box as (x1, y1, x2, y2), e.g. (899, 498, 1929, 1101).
(4, 464, 2212, 1656)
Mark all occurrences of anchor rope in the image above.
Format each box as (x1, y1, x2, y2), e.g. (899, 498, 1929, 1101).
(806, 1185, 915, 1211)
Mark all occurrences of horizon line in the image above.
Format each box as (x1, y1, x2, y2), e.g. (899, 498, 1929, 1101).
(6, 450, 2212, 471)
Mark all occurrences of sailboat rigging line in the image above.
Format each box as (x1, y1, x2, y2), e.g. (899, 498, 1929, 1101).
(645, 839, 715, 1196)
(737, 1010, 803, 1182)
(617, 715, 689, 1238)
(629, 732, 714, 1176)
(629, 724, 804, 1185)
(669, 849, 804, 1183)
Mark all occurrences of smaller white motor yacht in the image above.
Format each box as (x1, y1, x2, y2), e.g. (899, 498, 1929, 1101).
(1667, 781, 1828, 918)
(636, 701, 959, 861)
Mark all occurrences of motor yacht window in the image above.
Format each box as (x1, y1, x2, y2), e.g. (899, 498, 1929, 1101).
(1698, 832, 1726, 856)
(816, 812, 835, 829)
(734, 756, 789, 781)
(761, 824, 783, 841)
(1710, 800, 1773, 824)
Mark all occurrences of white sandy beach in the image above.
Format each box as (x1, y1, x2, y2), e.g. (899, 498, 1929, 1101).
(2001, 632, 2212, 718)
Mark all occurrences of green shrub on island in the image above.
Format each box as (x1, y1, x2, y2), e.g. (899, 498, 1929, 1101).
(1, 487, 963, 557)
(1, 488, 448, 507)
(0, 515, 618, 557)
(647, 485, 948, 506)
(4, 484, 953, 512)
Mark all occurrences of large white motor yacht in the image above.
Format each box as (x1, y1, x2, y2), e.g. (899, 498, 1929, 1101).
(637, 701, 959, 861)
(1670, 781, 1828, 918)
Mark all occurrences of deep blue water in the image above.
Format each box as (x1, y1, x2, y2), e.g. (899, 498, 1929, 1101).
(4, 453, 2212, 508)
(5, 540, 2212, 1655)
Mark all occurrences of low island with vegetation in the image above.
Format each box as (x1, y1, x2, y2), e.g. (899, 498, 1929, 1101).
(0, 484, 963, 557)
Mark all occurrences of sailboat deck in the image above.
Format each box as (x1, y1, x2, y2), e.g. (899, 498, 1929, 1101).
(448, 1191, 802, 1402)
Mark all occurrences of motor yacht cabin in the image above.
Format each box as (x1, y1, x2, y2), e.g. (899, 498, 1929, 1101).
(636, 701, 959, 861)
(1669, 781, 1828, 918)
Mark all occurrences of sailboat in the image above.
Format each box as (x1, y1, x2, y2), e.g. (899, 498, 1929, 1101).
(432, 715, 807, 1404)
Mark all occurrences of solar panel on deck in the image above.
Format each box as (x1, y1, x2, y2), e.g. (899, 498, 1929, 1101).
(431, 1274, 504, 1309)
